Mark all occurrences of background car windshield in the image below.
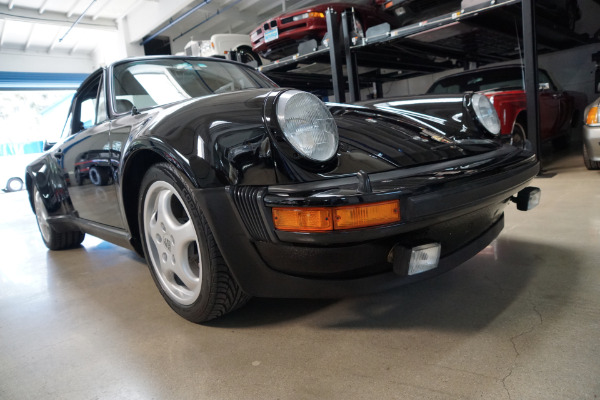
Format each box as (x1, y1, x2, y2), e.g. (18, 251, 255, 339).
(112, 59, 274, 112)
(427, 68, 526, 94)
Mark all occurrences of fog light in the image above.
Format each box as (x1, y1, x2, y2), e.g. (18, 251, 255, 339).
(408, 243, 441, 275)
(512, 187, 541, 211)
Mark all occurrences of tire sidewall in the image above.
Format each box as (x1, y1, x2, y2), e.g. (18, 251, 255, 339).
(138, 163, 215, 320)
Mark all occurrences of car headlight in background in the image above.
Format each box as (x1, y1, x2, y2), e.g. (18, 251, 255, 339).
(471, 93, 501, 135)
(276, 90, 339, 162)
(586, 105, 599, 126)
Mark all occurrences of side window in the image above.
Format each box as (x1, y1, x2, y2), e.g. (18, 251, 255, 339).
(80, 98, 97, 129)
(95, 75, 108, 124)
(72, 74, 102, 133)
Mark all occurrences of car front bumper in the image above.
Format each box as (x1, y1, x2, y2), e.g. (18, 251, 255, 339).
(195, 145, 539, 298)
(583, 124, 600, 161)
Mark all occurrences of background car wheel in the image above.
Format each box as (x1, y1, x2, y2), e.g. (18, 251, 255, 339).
(33, 186, 85, 250)
(511, 121, 527, 149)
(237, 46, 262, 66)
(6, 177, 23, 192)
(89, 166, 110, 186)
(583, 144, 600, 170)
(139, 162, 249, 323)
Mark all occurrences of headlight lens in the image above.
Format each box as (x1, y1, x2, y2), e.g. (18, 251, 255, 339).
(276, 90, 338, 162)
(472, 93, 501, 135)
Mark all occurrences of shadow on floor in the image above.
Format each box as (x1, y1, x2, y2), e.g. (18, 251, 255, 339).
(208, 237, 579, 331)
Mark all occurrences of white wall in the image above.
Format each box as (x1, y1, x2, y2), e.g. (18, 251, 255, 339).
(0, 50, 96, 73)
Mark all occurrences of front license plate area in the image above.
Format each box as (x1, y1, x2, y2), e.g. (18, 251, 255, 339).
(264, 27, 279, 43)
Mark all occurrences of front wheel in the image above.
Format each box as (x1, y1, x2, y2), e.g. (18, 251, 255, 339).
(138, 162, 249, 323)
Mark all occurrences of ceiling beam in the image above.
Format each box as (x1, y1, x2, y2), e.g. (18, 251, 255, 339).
(0, 4, 116, 30)
(69, 40, 80, 55)
(39, 0, 51, 14)
(0, 22, 5, 49)
(24, 23, 36, 50)
(92, 0, 115, 21)
(48, 30, 62, 53)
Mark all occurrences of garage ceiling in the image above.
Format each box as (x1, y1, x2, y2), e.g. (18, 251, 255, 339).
(0, 0, 347, 68)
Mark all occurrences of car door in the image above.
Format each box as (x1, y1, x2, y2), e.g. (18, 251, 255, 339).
(56, 70, 125, 228)
(538, 70, 563, 141)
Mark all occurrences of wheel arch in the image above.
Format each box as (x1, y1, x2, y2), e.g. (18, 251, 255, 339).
(120, 140, 207, 256)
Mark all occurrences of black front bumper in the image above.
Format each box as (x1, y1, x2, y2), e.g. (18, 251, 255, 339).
(195, 145, 539, 298)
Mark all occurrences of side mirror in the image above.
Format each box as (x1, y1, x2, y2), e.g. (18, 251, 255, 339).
(538, 82, 550, 91)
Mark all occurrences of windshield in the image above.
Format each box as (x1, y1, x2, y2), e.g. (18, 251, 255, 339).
(111, 59, 275, 113)
(427, 68, 555, 94)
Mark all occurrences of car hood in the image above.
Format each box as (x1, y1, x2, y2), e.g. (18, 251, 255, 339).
(132, 89, 503, 186)
(343, 95, 501, 168)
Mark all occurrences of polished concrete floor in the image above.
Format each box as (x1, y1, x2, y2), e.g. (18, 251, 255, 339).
(1, 147, 599, 400)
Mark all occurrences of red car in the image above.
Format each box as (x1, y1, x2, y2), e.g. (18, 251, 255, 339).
(250, 2, 397, 60)
(426, 65, 588, 148)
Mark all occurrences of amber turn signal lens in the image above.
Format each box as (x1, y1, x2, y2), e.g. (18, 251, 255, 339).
(334, 200, 400, 229)
(272, 207, 333, 231)
(586, 106, 599, 125)
(272, 200, 400, 232)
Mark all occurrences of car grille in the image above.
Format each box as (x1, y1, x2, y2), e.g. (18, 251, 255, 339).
(231, 186, 270, 242)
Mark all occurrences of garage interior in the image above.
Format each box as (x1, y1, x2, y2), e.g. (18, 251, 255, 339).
(1, 0, 599, 399)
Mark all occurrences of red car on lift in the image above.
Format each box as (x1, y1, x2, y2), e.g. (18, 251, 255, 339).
(250, 2, 397, 61)
(426, 65, 588, 148)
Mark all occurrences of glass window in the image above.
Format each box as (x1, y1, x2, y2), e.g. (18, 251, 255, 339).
(112, 59, 275, 113)
(95, 75, 108, 124)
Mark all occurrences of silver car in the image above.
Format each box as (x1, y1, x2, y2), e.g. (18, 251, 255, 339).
(583, 97, 600, 170)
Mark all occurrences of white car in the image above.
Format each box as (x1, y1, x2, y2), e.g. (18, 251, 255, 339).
(583, 96, 600, 170)
(185, 34, 262, 66)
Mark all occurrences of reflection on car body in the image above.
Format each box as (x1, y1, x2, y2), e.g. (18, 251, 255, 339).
(27, 56, 541, 323)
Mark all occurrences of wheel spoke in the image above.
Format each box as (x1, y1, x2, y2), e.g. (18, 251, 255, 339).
(143, 180, 202, 305)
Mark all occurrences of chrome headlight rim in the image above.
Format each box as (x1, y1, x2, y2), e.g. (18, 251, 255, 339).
(272, 89, 339, 163)
(470, 93, 501, 136)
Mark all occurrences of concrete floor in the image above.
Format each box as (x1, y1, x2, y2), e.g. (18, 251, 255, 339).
(0, 147, 599, 400)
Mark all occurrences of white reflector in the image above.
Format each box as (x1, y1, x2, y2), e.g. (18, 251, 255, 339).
(408, 243, 441, 275)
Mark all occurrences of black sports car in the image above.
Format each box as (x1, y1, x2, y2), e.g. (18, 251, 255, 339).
(27, 56, 541, 323)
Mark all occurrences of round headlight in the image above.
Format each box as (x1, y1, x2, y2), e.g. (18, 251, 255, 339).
(276, 90, 338, 162)
(472, 93, 501, 135)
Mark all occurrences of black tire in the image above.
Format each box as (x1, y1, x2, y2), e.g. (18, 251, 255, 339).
(511, 121, 527, 149)
(237, 46, 262, 66)
(6, 177, 23, 192)
(33, 186, 85, 250)
(583, 144, 600, 170)
(89, 166, 110, 186)
(138, 162, 249, 323)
